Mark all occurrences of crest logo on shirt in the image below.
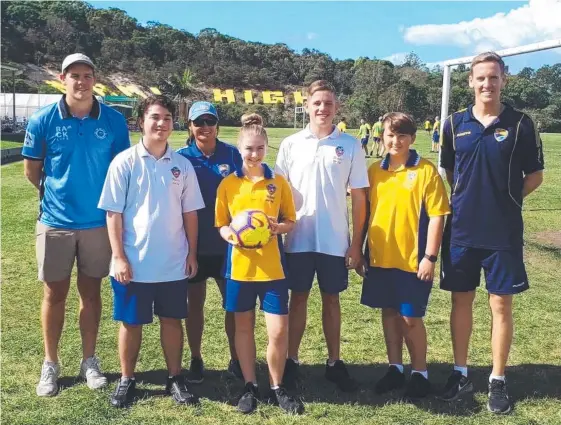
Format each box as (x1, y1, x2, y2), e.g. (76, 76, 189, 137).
(494, 128, 508, 142)
(218, 164, 230, 177)
(335, 146, 344, 157)
(171, 166, 181, 178)
(94, 128, 107, 140)
(267, 184, 277, 195)
(404, 171, 418, 189)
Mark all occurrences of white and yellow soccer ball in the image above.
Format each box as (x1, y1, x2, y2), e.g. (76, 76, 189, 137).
(229, 209, 272, 249)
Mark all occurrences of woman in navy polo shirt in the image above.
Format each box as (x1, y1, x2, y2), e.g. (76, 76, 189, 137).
(177, 101, 243, 383)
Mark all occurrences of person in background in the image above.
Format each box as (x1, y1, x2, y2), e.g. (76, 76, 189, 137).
(177, 101, 243, 383)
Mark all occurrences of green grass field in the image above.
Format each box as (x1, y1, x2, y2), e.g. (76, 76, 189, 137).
(1, 140, 24, 150)
(2, 128, 560, 425)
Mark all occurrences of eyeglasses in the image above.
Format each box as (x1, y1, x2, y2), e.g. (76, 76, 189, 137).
(192, 117, 218, 127)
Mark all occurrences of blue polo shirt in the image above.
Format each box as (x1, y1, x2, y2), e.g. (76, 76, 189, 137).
(177, 140, 242, 256)
(440, 104, 544, 250)
(22, 96, 130, 229)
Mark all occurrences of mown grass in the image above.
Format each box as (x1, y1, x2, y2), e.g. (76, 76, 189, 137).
(2, 128, 560, 425)
(1, 140, 23, 150)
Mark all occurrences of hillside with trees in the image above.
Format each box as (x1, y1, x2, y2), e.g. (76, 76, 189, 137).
(2, 1, 560, 130)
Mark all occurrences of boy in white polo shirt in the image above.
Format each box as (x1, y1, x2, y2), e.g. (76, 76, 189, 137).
(275, 80, 369, 392)
(99, 95, 205, 408)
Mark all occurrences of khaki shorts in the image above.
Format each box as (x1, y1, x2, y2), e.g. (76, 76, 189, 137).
(35, 222, 111, 282)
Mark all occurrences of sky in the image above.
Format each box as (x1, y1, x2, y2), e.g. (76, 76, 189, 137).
(92, 0, 561, 73)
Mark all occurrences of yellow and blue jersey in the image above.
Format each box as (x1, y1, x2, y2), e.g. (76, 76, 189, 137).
(358, 123, 371, 139)
(215, 164, 296, 281)
(372, 121, 383, 138)
(424, 120, 431, 130)
(367, 150, 450, 273)
(440, 104, 544, 250)
(433, 120, 440, 135)
(337, 121, 347, 133)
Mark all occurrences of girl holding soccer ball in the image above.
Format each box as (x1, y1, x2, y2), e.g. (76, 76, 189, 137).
(215, 114, 304, 415)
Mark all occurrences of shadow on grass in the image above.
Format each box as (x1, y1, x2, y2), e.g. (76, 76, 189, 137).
(58, 362, 560, 415)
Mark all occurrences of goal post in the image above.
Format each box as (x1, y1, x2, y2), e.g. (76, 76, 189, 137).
(294, 106, 306, 129)
(438, 38, 561, 178)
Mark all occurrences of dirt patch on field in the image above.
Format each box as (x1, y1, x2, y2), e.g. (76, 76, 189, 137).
(532, 231, 561, 250)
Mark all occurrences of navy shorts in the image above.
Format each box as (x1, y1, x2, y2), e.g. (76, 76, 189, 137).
(189, 255, 225, 284)
(111, 277, 189, 325)
(361, 136, 370, 145)
(373, 137, 381, 144)
(440, 243, 529, 295)
(225, 279, 289, 315)
(361, 267, 432, 318)
(285, 252, 348, 294)
(432, 132, 439, 143)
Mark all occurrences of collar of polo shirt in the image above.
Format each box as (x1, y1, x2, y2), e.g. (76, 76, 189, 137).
(235, 163, 274, 179)
(464, 102, 510, 124)
(137, 139, 172, 160)
(58, 95, 101, 120)
(188, 139, 224, 158)
(303, 124, 341, 140)
(380, 149, 421, 171)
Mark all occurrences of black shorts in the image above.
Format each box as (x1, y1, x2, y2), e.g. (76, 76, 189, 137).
(189, 255, 225, 284)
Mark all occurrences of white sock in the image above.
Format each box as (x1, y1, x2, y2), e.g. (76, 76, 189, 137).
(412, 370, 428, 379)
(270, 385, 279, 390)
(390, 364, 404, 374)
(454, 365, 468, 377)
(327, 359, 337, 367)
(289, 357, 300, 365)
(489, 375, 505, 383)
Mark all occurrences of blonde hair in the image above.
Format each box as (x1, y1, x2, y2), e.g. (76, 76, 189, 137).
(471, 51, 505, 74)
(307, 80, 336, 97)
(238, 113, 268, 145)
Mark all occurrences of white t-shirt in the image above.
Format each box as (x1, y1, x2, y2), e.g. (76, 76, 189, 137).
(275, 125, 369, 257)
(98, 142, 205, 283)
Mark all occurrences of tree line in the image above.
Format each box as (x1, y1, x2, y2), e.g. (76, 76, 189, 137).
(2, 1, 560, 130)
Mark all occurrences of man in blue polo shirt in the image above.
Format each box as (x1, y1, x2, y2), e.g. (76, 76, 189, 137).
(177, 101, 243, 383)
(438, 52, 544, 414)
(22, 53, 130, 397)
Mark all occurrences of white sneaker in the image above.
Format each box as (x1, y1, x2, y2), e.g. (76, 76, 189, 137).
(80, 356, 108, 390)
(36, 360, 60, 397)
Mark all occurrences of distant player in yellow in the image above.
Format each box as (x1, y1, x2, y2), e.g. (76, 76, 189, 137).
(358, 112, 450, 399)
(337, 117, 348, 133)
(432, 116, 440, 153)
(371, 116, 384, 157)
(357, 119, 371, 156)
(216, 113, 304, 415)
(424, 119, 431, 135)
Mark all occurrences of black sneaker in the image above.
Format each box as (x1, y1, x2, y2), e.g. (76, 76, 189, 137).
(403, 373, 431, 399)
(267, 386, 304, 414)
(187, 357, 204, 384)
(325, 360, 358, 392)
(166, 375, 199, 405)
(487, 379, 511, 414)
(110, 377, 136, 408)
(375, 365, 406, 394)
(227, 359, 243, 380)
(283, 358, 300, 390)
(237, 382, 259, 414)
(437, 370, 474, 401)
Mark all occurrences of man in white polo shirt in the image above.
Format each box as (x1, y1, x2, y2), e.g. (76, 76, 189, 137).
(99, 95, 204, 408)
(275, 80, 369, 392)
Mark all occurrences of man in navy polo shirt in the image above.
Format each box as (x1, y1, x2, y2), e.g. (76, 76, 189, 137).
(438, 52, 544, 414)
(22, 53, 130, 397)
(177, 101, 243, 383)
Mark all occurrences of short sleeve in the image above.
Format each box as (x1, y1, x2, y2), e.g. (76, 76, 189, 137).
(423, 165, 451, 218)
(348, 139, 369, 189)
(111, 113, 131, 158)
(274, 139, 289, 179)
(278, 176, 296, 222)
(181, 160, 205, 213)
(215, 180, 230, 227)
(518, 115, 545, 175)
(22, 115, 46, 160)
(439, 116, 455, 171)
(98, 155, 130, 213)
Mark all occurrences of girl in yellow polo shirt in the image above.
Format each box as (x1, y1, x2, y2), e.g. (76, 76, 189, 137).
(215, 113, 303, 415)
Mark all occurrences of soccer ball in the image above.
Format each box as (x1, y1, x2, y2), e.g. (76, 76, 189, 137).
(229, 209, 272, 249)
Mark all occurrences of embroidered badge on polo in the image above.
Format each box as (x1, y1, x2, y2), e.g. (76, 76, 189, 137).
(171, 166, 181, 178)
(335, 146, 344, 157)
(494, 128, 508, 142)
(218, 164, 230, 177)
(267, 183, 276, 195)
(94, 128, 108, 140)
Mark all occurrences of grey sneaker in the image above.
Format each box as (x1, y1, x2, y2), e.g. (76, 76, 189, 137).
(80, 356, 108, 390)
(36, 360, 60, 397)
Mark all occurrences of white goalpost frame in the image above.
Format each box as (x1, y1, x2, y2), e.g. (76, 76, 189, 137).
(294, 106, 306, 129)
(438, 38, 561, 178)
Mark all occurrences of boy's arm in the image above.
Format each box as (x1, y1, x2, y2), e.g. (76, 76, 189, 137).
(348, 187, 367, 270)
(417, 215, 445, 282)
(183, 211, 198, 278)
(22, 115, 46, 190)
(106, 211, 132, 284)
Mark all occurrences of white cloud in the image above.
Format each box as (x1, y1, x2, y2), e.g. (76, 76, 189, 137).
(383, 52, 408, 65)
(306, 32, 318, 41)
(403, 0, 561, 54)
